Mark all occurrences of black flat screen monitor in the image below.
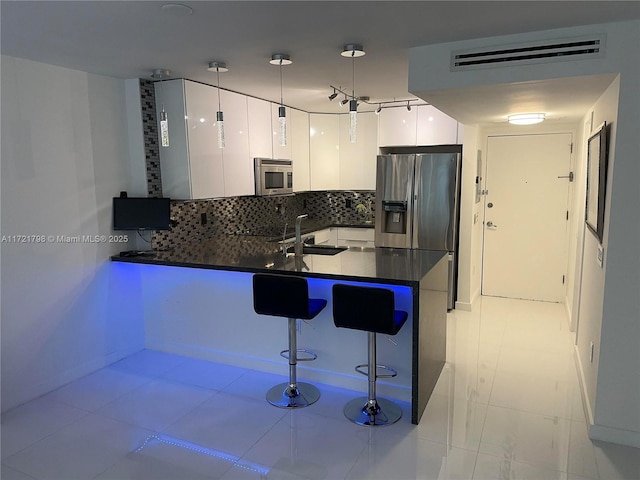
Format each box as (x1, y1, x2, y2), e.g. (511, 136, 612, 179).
(113, 197, 171, 231)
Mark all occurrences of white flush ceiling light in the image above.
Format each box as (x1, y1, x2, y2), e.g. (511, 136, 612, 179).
(208, 62, 228, 149)
(508, 113, 546, 125)
(160, 4, 193, 16)
(270, 54, 292, 147)
(151, 69, 171, 147)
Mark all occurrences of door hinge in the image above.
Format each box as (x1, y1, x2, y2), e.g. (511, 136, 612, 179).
(562, 275, 565, 284)
(566, 210, 569, 221)
(481, 189, 489, 196)
(570, 143, 574, 153)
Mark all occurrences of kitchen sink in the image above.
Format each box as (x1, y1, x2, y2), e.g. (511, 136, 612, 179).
(286, 245, 348, 256)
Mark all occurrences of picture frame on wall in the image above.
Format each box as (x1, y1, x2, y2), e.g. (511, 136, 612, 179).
(585, 121, 608, 243)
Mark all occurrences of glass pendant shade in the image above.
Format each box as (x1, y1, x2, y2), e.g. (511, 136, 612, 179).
(349, 100, 357, 143)
(160, 110, 169, 147)
(278, 106, 287, 147)
(216, 111, 225, 149)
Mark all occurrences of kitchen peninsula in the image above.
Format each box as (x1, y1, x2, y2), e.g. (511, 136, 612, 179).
(112, 230, 448, 424)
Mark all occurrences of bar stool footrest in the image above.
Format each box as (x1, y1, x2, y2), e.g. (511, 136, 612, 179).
(280, 349, 317, 361)
(355, 363, 398, 378)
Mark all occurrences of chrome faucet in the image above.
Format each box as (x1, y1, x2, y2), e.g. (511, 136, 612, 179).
(294, 214, 308, 257)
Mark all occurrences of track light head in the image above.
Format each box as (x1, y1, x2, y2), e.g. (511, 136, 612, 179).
(376, 105, 382, 115)
(407, 101, 412, 111)
(328, 91, 338, 101)
(340, 97, 349, 106)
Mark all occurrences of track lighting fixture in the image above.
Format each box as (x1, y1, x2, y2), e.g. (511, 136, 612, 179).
(340, 96, 349, 106)
(407, 101, 412, 112)
(208, 62, 228, 149)
(328, 88, 338, 101)
(270, 54, 292, 147)
(151, 69, 171, 147)
(376, 105, 382, 115)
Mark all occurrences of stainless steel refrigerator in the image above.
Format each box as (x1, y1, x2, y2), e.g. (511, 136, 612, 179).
(374, 148, 462, 309)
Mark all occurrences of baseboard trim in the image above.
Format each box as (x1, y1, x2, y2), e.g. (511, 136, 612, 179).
(146, 338, 411, 402)
(1, 345, 143, 413)
(574, 344, 595, 426)
(589, 423, 640, 448)
(455, 288, 481, 311)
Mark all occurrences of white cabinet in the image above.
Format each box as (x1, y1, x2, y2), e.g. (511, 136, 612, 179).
(336, 227, 375, 247)
(378, 106, 417, 147)
(247, 97, 273, 160)
(309, 114, 340, 190)
(221, 90, 252, 197)
(416, 105, 458, 145)
(312, 228, 337, 245)
(157, 79, 254, 199)
(157, 79, 225, 199)
(291, 108, 310, 192)
(339, 112, 377, 190)
(272, 103, 293, 160)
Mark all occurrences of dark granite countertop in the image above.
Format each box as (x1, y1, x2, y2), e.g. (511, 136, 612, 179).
(234, 218, 374, 241)
(112, 230, 446, 287)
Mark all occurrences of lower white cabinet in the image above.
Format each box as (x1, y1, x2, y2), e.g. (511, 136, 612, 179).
(336, 227, 375, 247)
(313, 228, 338, 245)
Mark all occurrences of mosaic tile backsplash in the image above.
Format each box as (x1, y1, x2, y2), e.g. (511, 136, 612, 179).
(152, 191, 375, 250)
(139, 79, 163, 198)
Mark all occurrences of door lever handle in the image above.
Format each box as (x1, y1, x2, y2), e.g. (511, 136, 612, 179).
(486, 221, 498, 228)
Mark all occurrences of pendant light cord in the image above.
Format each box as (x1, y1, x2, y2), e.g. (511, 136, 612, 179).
(279, 59, 284, 106)
(216, 68, 222, 111)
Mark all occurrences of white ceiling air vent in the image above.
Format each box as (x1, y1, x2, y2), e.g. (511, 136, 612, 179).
(451, 34, 606, 71)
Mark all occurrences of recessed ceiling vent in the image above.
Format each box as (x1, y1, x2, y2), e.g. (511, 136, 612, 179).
(451, 35, 605, 71)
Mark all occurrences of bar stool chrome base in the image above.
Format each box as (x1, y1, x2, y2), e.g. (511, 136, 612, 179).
(344, 396, 402, 426)
(267, 382, 320, 408)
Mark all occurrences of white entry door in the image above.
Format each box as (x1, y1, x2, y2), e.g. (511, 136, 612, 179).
(482, 134, 572, 302)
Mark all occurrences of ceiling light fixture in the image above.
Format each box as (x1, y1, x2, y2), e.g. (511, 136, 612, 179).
(375, 104, 382, 115)
(208, 62, 228, 149)
(508, 113, 545, 125)
(342, 44, 365, 143)
(151, 69, 171, 148)
(340, 96, 349, 106)
(328, 88, 338, 101)
(270, 54, 292, 147)
(406, 101, 412, 112)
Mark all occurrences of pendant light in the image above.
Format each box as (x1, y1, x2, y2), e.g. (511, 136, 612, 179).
(270, 54, 292, 147)
(341, 44, 365, 143)
(152, 69, 171, 147)
(207, 61, 229, 149)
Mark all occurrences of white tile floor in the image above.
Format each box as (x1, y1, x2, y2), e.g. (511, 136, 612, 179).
(2, 296, 639, 479)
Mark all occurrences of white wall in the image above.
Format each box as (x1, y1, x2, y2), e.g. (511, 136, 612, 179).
(409, 20, 640, 447)
(0, 56, 145, 411)
(456, 124, 481, 309)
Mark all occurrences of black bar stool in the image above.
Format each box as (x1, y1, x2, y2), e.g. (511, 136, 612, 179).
(253, 273, 327, 408)
(332, 284, 408, 426)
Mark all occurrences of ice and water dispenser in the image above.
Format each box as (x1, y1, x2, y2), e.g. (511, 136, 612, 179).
(381, 200, 408, 234)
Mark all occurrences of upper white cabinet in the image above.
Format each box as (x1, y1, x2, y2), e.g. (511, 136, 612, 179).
(247, 97, 273, 160)
(416, 105, 459, 145)
(272, 103, 293, 160)
(310, 114, 340, 190)
(377, 104, 459, 147)
(157, 79, 226, 199)
(291, 108, 310, 192)
(221, 89, 252, 197)
(378, 106, 417, 147)
(157, 79, 254, 199)
(339, 112, 377, 190)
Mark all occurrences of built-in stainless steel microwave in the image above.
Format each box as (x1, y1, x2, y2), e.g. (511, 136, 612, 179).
(254, 158, 293, 196)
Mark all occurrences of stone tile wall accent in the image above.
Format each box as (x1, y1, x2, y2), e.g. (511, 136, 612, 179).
(139, 79, 163, 197)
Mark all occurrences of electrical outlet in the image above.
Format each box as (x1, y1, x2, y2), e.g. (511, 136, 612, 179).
(200, 213, 207, 225)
